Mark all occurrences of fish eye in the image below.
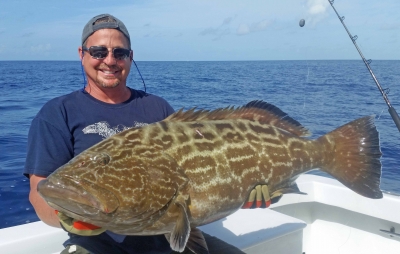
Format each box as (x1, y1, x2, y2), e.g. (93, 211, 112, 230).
(93, 153, 111, 166)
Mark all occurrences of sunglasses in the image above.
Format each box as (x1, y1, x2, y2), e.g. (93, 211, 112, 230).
(82, 46, 131, 60)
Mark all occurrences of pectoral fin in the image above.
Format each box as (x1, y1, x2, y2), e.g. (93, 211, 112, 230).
(170, 195, 191, 252)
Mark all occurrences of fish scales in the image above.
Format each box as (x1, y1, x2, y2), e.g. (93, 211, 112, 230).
(38, 100, 382, 253)
(71, 118, 322, 229)
(149, 120, 320, 224)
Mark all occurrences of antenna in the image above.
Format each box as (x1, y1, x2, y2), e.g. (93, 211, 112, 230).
(328, 0, 400, 132)
(133, 60, 147, 93)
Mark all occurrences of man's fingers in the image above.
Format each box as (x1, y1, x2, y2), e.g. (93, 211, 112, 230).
(56, 210, 105, 236)
(242, 189, 257, 208)
(242, 184, 272, 209)
(261, 185, 271, 208)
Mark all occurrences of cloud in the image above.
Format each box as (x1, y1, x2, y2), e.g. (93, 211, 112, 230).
(22, 32, 35, 38)
(380, 22, 400, 30)
(237, 24, 250, 36)
(236, 19, 274, 36)
(304, 0, 330, 26)
(222, 17, 233, 26)
(30, 43, 51, 53)
(199, 17, 233, 40)
(199, 27, 230, 41)
(307, 0, 329, 15)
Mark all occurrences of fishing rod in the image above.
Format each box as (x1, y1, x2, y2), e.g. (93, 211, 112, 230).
(328, 0, 400, 132)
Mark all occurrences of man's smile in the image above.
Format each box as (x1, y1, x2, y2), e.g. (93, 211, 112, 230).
(99, 69, 119, 77)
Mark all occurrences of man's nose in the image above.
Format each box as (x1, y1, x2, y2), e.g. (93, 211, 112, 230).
(103, 49, 117, 65)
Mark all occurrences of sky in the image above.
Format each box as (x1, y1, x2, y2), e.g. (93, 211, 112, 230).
(1, 0, 399, 61)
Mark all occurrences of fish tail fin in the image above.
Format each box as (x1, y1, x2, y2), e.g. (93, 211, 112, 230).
(318, 115, 382, 199)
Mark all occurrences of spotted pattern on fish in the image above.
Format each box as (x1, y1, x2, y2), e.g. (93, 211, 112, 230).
(134, 119, 319, 226)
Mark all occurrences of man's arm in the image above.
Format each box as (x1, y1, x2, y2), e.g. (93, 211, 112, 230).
(29, 174, 61, 228)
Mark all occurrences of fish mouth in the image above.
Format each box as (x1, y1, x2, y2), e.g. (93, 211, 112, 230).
(38, 175, 119, 219)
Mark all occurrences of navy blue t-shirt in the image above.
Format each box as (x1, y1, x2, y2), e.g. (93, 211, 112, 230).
(24, 88, 175, 254)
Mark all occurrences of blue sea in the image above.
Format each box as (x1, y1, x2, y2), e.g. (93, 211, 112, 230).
(1, 60, 399, 229)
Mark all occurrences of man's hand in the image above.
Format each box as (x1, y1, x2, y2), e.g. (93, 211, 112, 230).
(242, 184, 271, 209)
(29, 175, 61, 227)
(56, 211, 106, 236)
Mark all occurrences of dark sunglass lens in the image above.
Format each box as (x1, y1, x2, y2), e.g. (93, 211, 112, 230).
(113, 48, 130, 60)
(89, 47, 108, 59)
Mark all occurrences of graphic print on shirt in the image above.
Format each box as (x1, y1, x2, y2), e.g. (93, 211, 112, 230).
(82, 121, 148, 139)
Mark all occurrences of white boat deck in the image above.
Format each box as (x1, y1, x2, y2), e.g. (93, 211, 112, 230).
(271, 175, 400, 254)
(1, 175, 400, 254)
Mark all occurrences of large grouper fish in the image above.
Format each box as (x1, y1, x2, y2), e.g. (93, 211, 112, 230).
(38, 100, 382, 253)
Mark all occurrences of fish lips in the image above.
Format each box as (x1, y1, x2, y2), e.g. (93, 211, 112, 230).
(38, 175, 119, 218)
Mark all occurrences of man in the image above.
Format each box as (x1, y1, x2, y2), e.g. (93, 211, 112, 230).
(24, 14, 175, 254)
(25, 13, 267, 254)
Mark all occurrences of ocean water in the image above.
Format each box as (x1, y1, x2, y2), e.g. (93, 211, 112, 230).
(1, 60, 399, 229)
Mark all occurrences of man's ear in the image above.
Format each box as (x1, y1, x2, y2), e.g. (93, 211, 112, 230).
(78, 47, 84, 61)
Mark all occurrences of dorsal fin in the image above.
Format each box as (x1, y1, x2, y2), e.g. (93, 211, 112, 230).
(165, 100, 311, 137)
(241, 100, 311, 136)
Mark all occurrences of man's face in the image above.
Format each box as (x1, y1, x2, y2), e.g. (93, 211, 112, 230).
(79, 29, 132, 89)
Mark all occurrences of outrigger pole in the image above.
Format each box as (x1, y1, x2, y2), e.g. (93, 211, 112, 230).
(328, 0, 400, 132)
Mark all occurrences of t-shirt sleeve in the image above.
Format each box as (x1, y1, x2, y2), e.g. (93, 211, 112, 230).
(150, 94, 175, 119)
(163, 99, 175, 117)
(24, 116, 73, 178)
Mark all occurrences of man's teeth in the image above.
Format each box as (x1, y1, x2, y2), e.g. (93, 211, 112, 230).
(102, 70, 116, 74)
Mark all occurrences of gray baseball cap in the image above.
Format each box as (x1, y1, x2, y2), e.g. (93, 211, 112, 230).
(82, 14, 131, 48)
